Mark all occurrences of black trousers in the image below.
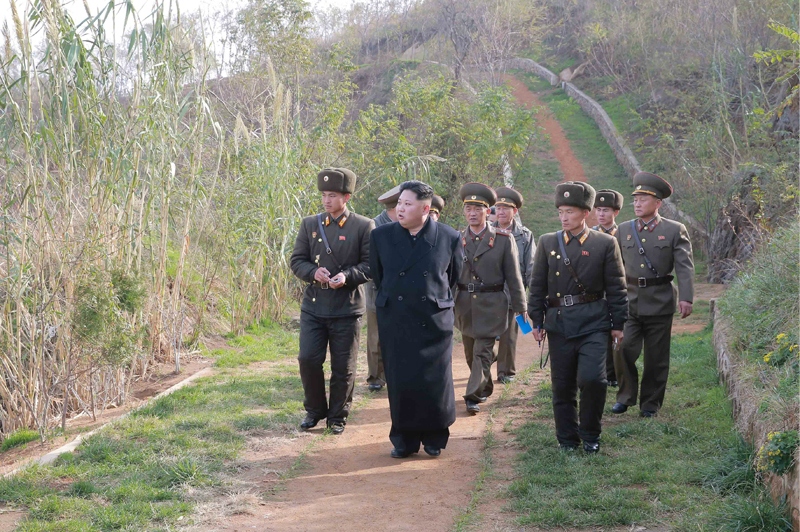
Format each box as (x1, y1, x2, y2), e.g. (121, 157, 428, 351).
(298, 311, 361, 425)
(548, 330, 608, 446)
(605, 333, 617, 382)
(615, 313, 674, 412)
(389, 425, 449, 453)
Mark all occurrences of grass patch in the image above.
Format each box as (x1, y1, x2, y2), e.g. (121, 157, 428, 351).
(1, 429, 40, 453)
(214, 318, 299, 367)
(0, 323, 305, 531)
(509, 322, 791, 530)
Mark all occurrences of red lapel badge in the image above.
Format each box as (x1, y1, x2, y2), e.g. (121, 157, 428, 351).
(312, 231, 317, 238)
(339, 236, 346, 241)
(582, 250, 589, 256)
(658, 235, 666, 240)
(627, 235, 632, 240)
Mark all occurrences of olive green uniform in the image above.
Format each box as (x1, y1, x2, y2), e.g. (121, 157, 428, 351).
(615, 214, 694, 412)
(454, 223, 526, 403)
(592, 223, 619, 383)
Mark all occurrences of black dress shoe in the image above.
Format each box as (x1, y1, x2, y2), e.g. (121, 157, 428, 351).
(476, 396, 488, 403)
(559, 443, 578, 451)
(391, 448, 413, 458)
(300, 415, 319, 430)
(640, 410, 657, 418)
(423, 446, 441, 457)
(607, 380, 618, 387)
(368, 383, 383, 392)
(583, 441, 600, 454)
(327, 422, 345, 435)
(611, 402, 628, 414)
(466, 401, 480, 414)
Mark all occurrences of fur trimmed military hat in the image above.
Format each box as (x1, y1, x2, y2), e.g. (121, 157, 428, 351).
(555, 181, 596, 210)
(632, 172, 672, 200)
(317, 168, 357, 194)
(495, 187, 524, 209)
(430, 194, 445, 215)
(459, 182, 496, 208)
(594, 189, 623, 210)
(378, 184, 402, 209)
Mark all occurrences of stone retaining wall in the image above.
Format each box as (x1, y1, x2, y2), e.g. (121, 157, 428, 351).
(711, 301, 799, 530)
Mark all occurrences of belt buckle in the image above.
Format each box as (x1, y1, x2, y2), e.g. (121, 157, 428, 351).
(637, 277, 646, 288)
(467, 283, 475, 293)
(563, 294, 574, 307)
(320, 282, 330, 290)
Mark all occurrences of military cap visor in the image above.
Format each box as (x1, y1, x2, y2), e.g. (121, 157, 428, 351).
(631, 172, 672, 200)
(317, 168, 357, 194)
(555, 181, 596, 211)
(460, 182, 497, 208)
(430, 194, 445, 214)
(495, 186, 524, 209)
(594, 189, 623, 210)
(378, 184, 402, 208)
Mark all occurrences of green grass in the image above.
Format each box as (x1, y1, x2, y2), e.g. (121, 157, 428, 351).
(214, 318, 299, 367)
(514, 156, 563, 235)
(509, 323, 792, 530)
(0, 323, 305, 532)
(1, 430, 40, 453)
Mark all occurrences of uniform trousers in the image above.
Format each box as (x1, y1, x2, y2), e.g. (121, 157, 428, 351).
(389, 426, 449, 453)
(605, 334, 617, 382)
(614, 313, 674, 412)
(298, 311, 360, 424)
(463, 336, 495, 402)
(365, 308, 386, 386)
(496, 309, 518, 379)
(548, 330, 608, 446)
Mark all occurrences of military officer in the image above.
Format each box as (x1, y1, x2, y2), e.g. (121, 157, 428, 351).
(529, 181, 627, 453)
(430, 194, 445, 222)
(591, 188, 624, 387)
(364, 185, 402, 392)
(612, 172, 694, 418)
(492, 186, 535, 384)
(290, 168, 375, 435)
(454, 183, 526, 415)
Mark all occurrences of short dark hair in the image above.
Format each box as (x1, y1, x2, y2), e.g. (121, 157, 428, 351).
(399, 180, 434, 201)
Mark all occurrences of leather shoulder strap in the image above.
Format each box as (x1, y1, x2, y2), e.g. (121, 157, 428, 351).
(630, 220, 659, 277)
(317, 214, 343, 271)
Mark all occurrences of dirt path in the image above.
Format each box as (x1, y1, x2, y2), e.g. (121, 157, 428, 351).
(217, 333, 542, 531)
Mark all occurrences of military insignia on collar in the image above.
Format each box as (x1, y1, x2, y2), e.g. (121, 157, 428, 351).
(488, 236, 495, 248)
(579, 233, 589, 245)
(339, 216, 347, 227)
(562, 233, 569, 244)
(324, 216, 331, 226)
(564, 191, 570, 197)
(609, 227, 618, 236)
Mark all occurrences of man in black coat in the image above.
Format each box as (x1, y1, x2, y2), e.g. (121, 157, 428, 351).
(370, 180, 463, 458)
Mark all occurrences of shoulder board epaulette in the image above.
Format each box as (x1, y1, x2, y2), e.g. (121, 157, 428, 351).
(495, 229, 511, 237)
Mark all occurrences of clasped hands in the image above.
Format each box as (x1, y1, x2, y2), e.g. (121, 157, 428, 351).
(314, 267, 346, 289)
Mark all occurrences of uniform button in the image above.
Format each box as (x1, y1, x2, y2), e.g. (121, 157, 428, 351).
(474, 257, 478, 262)
(472, 295, 477, 299)
(557, 255, 561, 259)
(557, 310, 561, 315)
(641, 264, 645, 268)
(557, 292, 561, 297)
(423, 271, 428, 276)
(642, 238, 646, 243)
(399, 272, 405, 276)
(398, 296, 403, 301)
(556, 272, 560, 276)
(312, 298, 316, 302)
(422, 323, 427, 327)
(318, 238, 322, 242)
(421, 296, 427, 301)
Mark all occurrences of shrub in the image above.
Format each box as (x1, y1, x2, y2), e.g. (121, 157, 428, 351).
(756, 430, 799, 476)
(0, 429, 39, 452)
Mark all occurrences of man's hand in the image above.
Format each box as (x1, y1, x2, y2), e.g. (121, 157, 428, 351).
(329, 272, 346, 289)
(518, 311, 529, 324)
(314, 267, 331, 284)
(679, 301, 693, 319)
(532, 328, 545, 342)
(611, 329, 624, 349)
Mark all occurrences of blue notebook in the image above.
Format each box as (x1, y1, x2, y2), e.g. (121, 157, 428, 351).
(515, 314, 533, 335)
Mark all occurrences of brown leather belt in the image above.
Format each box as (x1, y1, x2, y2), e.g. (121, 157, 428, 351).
(548, 292, 603, 307)
(457, 283, 504, 293)
(628, 275, 673, 288)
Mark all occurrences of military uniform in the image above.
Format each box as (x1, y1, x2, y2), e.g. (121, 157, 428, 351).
(492, 187, 535, 382)
(614, 173, 694, 415)
(591, 188, 624, 385)
(454, 183, 526, 412)
(528, 182, 627, 450)
(430, 194, 445, 221)
(290, 168, 375, 431)
(364, 185, 402, 390)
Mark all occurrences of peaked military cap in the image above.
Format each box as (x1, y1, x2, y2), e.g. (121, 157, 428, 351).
(430, 194, 445, 215)
(632, 172, 672, 200)
(495, 187, 524, 209)
(555, 181, 596, 210)
(317, 168, 357, 194)
(378, 184, 402, 209)
(594, 189, 624, 210)
(460, 182, 496, 208)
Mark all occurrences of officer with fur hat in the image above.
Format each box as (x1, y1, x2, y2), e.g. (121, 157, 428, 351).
(363, 184, 402, 392)
(290, 168, 375, 435)
(454, 183, 527, 415)
(611, 172, 694, 418)
(528, 181, 627, 453)
(591, 188, 624, 386)
(492, 186, 535, 384)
